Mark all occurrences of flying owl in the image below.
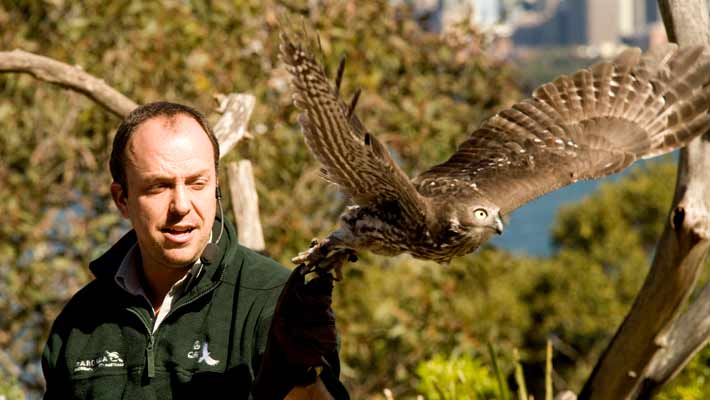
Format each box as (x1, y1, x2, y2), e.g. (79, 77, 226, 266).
(280, 33, 710, 267)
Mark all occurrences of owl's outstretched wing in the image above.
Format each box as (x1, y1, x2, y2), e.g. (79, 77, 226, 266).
(280, 33, 427, 222)
(414, 44, 710, 215)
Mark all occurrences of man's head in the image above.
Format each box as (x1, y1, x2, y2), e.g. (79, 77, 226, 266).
(110, 102, 220, 270)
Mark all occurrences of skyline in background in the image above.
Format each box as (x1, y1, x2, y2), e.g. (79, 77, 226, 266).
(408, 0, 669, 54)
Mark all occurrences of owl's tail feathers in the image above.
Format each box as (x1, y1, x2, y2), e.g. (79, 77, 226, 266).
(638, 45, 710, 159)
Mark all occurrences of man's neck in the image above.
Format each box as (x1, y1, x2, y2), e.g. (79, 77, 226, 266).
(139, 259, 192, 312)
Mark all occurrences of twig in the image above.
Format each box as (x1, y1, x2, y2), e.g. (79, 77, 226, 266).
(0, 49, 137, 118)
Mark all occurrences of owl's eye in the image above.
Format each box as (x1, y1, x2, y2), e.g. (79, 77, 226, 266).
(474, 209, 488, 220)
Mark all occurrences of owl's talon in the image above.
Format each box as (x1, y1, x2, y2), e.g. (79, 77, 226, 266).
(333, 263, 344, 281)
(292, 240, 328, 266)
(304, 248, 356, 280)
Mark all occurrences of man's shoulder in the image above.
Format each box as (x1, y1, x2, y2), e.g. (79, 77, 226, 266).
(66, 278, 107, 308)
(234, 245, 291, 291)
(48, 278, 109, 334)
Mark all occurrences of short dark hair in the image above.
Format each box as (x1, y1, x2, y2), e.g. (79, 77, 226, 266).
(110, 102, 220, 192)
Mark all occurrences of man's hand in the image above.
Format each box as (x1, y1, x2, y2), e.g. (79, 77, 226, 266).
(252, 250, 354, 399)
(271, 264, 338, 370)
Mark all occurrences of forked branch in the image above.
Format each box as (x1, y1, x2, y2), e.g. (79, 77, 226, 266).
(579, 1, 710, 398)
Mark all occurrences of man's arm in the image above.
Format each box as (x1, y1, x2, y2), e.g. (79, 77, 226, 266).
(252, 252, 353, 399)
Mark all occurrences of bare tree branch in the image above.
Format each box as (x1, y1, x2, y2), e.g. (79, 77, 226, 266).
(640, 283, 710, 395)
(213, 94, 266, 252)
(0, 49, 257, 158)
(579, 1, 710, 398)
(0, 49, 138, 118)
(227, 160, 266, 252)
(213, 93, 256, 158)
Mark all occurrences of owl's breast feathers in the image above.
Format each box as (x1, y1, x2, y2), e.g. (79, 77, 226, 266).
(339, 203, 482, 262)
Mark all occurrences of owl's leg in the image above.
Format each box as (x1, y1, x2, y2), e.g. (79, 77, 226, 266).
(292, 229, 357, 279)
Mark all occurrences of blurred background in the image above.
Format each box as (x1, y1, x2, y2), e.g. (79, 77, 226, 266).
(1, 0, 709, 398)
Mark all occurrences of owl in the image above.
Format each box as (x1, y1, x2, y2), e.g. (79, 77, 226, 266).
(280, 32, 710, 267)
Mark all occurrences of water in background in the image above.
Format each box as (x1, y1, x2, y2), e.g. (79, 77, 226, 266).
(490, 178, 601, 256)
(490, 155, 676, 257)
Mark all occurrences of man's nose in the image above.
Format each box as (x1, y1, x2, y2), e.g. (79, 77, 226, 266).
(170, 185, 191, 216)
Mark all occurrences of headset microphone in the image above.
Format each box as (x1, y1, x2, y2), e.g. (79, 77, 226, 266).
(200, 186, 225, 264)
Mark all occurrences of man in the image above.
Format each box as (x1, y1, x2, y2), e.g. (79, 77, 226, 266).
(42, 102, 350, 399)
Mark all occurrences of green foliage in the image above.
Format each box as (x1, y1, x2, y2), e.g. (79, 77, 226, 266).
(332, 245, 633, 396)
(416, 353, 499, 400)
(333, 250, 534, 397)
(512, 349, 528, 400)
(489, 344, 512, 400)
(414, 343, 559, 400)
(658, 346, 710, 400)
(0, 371, 24, 400)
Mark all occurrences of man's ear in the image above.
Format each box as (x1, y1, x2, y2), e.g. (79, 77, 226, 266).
(110, 182, 129, 218)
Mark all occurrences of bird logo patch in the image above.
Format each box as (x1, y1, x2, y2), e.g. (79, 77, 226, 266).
(73, 350, 125, 373)
(187, 340, 220, 366)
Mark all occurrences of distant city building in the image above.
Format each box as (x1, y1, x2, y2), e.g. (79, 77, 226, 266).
(406, 0, 667, 51)
(403, 0, 500, 33)
(473, 0, 501, 26)
(512, 0, 661, 49)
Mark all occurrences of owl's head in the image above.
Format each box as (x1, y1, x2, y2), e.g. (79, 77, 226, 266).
(426, 196, 504, 254)
(432, 196, 503, 236)
(452, 203, 504, 236)
(434, 196, 503, 239)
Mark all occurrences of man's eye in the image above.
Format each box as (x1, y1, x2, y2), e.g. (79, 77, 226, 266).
(147, 183, 168, 192)
(192, 181, 207, 189)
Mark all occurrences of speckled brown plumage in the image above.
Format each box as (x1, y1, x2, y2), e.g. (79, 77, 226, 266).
(280, 32, 710, 266)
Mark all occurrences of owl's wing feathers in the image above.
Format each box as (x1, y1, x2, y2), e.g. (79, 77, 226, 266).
(414, 44, 710, 215)
(280, 34, 427, 222)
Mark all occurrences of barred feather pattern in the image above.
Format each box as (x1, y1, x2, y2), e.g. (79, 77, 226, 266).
(279, 33, 427, 226)
(414, 44, 710, 215)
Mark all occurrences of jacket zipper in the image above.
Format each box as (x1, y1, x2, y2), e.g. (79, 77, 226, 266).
(146, 334, 155, 378)
(127, 282, 220, 379)
(128, 308, 157, 378)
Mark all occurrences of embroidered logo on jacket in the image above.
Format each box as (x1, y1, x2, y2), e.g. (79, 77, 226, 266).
(187, 340, 220, 366)
(74, 350, 125, 372)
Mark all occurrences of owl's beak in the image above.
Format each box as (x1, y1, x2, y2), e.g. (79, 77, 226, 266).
(494, 213, 504, 235)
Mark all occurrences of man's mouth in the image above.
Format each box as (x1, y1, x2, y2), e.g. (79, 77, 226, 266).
(162, 227, 195, 234)
(161, 226, 196, 243)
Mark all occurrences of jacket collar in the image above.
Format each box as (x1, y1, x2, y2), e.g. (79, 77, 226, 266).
(89, 215, 243, 287)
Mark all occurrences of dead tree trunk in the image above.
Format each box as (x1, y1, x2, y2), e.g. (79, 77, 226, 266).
(579, 1, 710, 398)
(228, 160, 266, 252)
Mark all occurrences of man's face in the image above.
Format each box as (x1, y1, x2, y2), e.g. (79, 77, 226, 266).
(111, 114, 217, 270)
